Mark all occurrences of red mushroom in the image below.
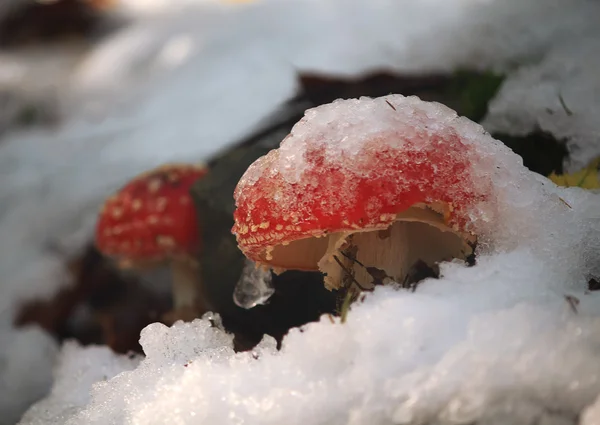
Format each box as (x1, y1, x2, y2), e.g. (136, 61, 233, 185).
(95, 163, 209, 323)
(232, 95, 491, 291)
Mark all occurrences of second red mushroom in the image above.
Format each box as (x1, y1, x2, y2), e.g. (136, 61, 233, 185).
(95, 163, 209, 323)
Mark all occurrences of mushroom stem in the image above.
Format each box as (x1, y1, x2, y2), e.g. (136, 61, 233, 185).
(317, 207, 475, 290)
(170, 258, 210, 314)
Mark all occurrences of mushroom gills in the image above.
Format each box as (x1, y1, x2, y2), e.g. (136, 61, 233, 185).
(268, 206, 475, 290)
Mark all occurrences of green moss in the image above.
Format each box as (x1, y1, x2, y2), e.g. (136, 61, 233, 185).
(441, 70, 505, 122)
(300, 69, 504, 123)
(15, 104, 39, 127)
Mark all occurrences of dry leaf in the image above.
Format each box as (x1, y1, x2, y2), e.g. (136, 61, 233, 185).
(548, 158, 600, 190)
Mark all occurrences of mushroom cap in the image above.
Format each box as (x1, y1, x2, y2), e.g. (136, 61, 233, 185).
(95, 163, 207, 264)
(232, 95, 497, 267)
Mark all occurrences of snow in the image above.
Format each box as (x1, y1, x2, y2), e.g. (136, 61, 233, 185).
(482, 36, 600, 172)
(582, 394, 600, 425)
(18, 342, 141, 425)
(0, 0, 599, 422)
(201, 0, 598, 77)
(0, 325, 58, 425)
(102, 0, 600, 173)
(18, 93, 600, 424)
(18, 248, 600, 424)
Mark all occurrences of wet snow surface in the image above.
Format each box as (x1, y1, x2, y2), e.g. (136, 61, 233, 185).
(0, 0, 598, 424)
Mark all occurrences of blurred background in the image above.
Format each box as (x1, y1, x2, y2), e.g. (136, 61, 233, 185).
(0, 0, 598, 423)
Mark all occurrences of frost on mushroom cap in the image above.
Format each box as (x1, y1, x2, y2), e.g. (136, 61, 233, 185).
(232, 95, 505, 267)
(95, 164, 207, 264)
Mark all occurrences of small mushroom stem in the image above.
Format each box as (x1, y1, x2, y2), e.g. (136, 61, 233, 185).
(170, 258, 211, 315)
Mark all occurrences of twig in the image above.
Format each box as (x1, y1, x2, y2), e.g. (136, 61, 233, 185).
(564, 294, 579, 314)
(558, 92, 573, 116)
(338, 249, 392, 286)
(332, 255, 372, 291)
(558, 197, 572, 209)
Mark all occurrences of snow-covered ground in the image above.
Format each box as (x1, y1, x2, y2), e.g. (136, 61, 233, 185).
(482, 35, 600, 172)
(0, 0, 599, 423)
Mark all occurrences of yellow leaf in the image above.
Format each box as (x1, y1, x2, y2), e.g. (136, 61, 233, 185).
(548, 158, 600, 189)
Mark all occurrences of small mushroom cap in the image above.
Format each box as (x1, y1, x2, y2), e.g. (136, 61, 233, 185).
(95, 163, 207, 264)
(232, 95, 494, 267)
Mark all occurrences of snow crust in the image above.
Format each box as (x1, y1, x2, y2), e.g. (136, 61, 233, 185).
(1, 0, 600, 422)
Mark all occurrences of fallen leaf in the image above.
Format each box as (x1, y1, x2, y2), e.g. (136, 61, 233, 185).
(548, 158, 600, 189)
